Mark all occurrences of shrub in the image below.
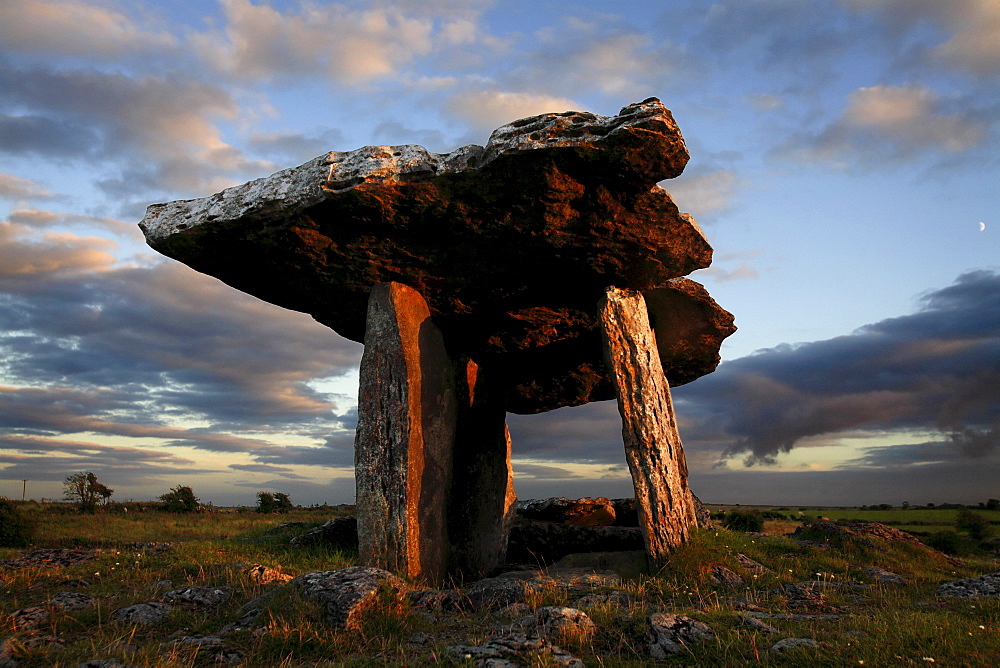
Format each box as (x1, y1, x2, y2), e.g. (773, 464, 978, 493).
(955, 509, 991, 542)
(159, 485, 200, 513)
(721, 509, 764, 532)
(257, 491, 293, 513)
(256, 491, 275, 513)
(0, 497, 35, 547)
(924, 530, 976, 556)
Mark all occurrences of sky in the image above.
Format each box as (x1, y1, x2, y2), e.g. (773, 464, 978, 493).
(0, 0, 997, 507)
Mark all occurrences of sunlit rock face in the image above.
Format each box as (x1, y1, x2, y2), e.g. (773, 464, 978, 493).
(140, 98, 734, 413)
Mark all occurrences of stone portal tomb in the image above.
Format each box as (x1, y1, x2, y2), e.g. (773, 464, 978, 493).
(140, 98, 735, 583)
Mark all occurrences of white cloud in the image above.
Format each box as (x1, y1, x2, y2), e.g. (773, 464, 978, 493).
(844, 0, 1000, 75)
(774, 84, 989, 165)
(0, 221, 116, 278)
(666, 169, 741, 217)
(446, 90, 580, 138)
(0, 173, 52, 201)
(194, 0, 436, 85)
(0, 0, 176, 58)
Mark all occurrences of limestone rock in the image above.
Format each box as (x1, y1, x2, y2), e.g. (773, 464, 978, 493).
(292, 566, 407, 630)
(139, 98, 734, 414)
(516, 497, 616, 526)
(862, 566, 907, 586)
(163, 586, 232, 607)
(445, 632, 583, 667)
(50, 592, 95, 610)
(771, 637, 822, 653)
(466, 576, 538, 612)
(535, 606, 597, 643)
(647, 613, 715, 659)
(112, 602, 171, 626)
(709, 565, 744, 588)
(506, 517, 644, 564)
(243, 564, 293, 585)
(288, 516, 358, 549)
(935, 572, 1000, 599)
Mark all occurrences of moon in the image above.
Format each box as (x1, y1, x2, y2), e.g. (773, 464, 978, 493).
(980, 221, 987, 232)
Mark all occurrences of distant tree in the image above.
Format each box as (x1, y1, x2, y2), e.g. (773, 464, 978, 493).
(63, 472, 113, 512)
(256, 491, 275, 513)
(986, 498, 1000, 511)
(901, 501, 910, 510)
(273, 492, 293, 513)
(0, 498, 35, 547)
(159, 486, 200, 513)
(721, 509, 764, 533)
(955, 510, 991, 542)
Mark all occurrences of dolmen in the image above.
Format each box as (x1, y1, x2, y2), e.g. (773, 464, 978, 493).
(140, 97, 735, 584)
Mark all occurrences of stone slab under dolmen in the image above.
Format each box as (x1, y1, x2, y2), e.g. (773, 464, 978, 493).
(293, 566, 407, 630)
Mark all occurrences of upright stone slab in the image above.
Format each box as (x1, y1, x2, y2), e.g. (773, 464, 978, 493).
(355, 282, 456, 583)
(448, 358, 517, 579)
(599, 287, 696, 566)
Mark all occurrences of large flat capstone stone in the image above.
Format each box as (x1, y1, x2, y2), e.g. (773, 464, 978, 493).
(140, 98, 734, 413)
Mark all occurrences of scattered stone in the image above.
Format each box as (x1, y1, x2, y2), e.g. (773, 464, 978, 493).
(445, 632, 583, 667)
(289, 517, 359, 550)
(163, 586, 232, 607)
(935, 572, 1000, 599)
(739, 615, 781, 634)
(167, 635, 227, 650)
(862, 566, 907, 586)
(467, 576, 538, 611)
(243, 564, 293, 585)
(112, 602, 171, 626)
(8, 606, 49, 632)
(0, 548, 94, 570)
(266, 521, 315, 534)
(50, 592, 95, 611)
(409, 588, 468, 613)
(573, 590, 635, 609)
(771, 637, 822, 653)
(535, 606, 597, 643)
(647, 613, 715, 659)
(517, 497, 616, 526)
(151, 580, 173, 591)
(710, 565, 744, 588)
(75, 660, 134, 668)
(744, 611, 843, 621)
(218, 608, 264, 635)
(734, 553, 768, 573)
(293, 566, 407, 630)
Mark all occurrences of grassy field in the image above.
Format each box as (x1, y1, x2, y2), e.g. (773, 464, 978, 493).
(1, 502, 998, 666)
(709, 504, 1000, 534)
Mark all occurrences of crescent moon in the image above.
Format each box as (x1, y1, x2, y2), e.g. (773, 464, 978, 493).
(980, 221, 987, 232)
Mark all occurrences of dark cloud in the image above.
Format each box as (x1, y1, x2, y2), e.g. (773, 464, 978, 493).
(673, 270, 1000, 465)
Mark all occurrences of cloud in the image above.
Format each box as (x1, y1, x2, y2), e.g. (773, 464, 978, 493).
(0, 221, 116, 277)
(0, 0, 176, 59)
(0, 63, 272, 198)
(773, 84, 990, 166)
(673, 269, 1000, 465)
(843, 0, 1000, 76)
(0, 173, 52, 201)
(192, 0, 435, 85)
(8, 209, 132, 236)
(666, 169, 741, 218)
(445, 90, 580, 138)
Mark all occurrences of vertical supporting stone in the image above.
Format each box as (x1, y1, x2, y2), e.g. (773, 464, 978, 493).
(355, 282, 456, 584)
(599, 287, 696, 567)
(447, 358, 517, 580)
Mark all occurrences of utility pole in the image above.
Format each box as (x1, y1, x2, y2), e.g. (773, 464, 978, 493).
(22, 479, 27, 501)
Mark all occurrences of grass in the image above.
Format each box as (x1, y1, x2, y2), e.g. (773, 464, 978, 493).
(1, 503, 998, 666)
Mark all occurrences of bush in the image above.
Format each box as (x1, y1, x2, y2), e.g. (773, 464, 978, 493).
(721, 509, 764, 532)
(159, 485, 200, 513)
(0, 497, 35, 547)
(955, 509, 991, 542)
(924, 530, 977, 556)
(257, 491, 293, 513)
